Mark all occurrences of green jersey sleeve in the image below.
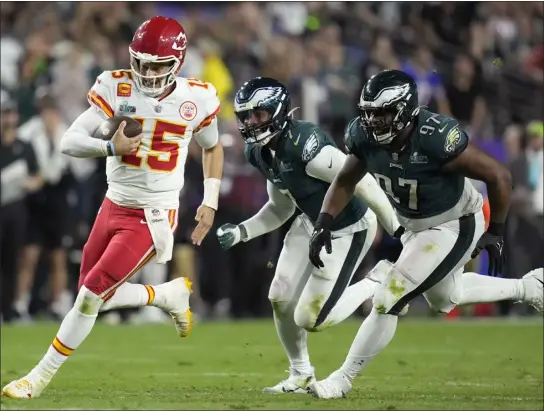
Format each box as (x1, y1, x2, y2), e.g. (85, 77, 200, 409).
(419, 115, 469, 163)
(344, 117, 368, 160)
(244, 144, 258, 167)
(289, 121, 334, 164)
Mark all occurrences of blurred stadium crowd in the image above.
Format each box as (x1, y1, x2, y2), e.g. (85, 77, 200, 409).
(1, 2, 543, 324)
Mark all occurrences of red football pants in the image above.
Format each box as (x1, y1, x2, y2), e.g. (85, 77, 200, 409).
(79, 197, 178, 299)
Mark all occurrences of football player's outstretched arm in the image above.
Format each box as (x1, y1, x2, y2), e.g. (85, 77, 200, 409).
(306, 146, 400, 236)
(216, 181, 296, 250)
(443, 140, 511, 275)
(240, 182, 296, 239)
(443, 141, 512, 226)
(308, 152, 368, 267)
(319, 153, 368, 222)
(192, 117, 224, 245)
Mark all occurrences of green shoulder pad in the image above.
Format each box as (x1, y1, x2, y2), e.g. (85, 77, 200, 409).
(418, 113, 469, 162)
(288, 121, 333, 164)
(344, 117, 368, 160)
(243, 144, 258, 167)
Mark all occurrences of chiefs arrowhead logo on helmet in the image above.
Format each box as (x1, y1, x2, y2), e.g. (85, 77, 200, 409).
(129, 16, 188, 98)
(172, 31, 187, 52)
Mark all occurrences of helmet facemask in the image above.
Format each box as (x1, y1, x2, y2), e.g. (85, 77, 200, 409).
(129, 48, 181, 98)
(359, 101, 418, 146)
(236, 99, 288, 147)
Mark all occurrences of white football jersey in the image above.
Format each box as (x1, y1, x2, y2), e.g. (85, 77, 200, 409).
(87, 69, 220, 209)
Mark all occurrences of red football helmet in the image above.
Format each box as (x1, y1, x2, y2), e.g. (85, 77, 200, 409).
(129, 16, 187, 97)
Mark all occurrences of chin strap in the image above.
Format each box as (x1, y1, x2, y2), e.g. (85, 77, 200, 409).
(287, 107, 300, 118)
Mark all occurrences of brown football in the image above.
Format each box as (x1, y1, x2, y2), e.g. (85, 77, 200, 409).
(92, 116, 143, 140)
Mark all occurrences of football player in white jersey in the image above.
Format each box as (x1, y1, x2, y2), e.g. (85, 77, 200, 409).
(2, 16, 224, 399)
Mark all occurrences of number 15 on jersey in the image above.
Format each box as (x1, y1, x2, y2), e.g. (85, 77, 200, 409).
(122, 119, 187, 173)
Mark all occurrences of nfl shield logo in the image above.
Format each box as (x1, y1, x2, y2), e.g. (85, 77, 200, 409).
(392, 153, 398, 161)
(154, 105, 162, 113)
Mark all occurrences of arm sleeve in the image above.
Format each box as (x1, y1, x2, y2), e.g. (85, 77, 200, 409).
(354, 173, 400, 236)
(239, 181, 296, 241)
(193, 117, 219, 149)
(60, 107, 109, 158)
(306, 145, 400, 235)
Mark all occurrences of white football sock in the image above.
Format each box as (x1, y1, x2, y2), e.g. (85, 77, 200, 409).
(457, 272, 524, 305)
(323, 278, 378, 326)
(339, 309, 398, 381)
(99, 280, 178, 312)
(272, 301, 313, 375)
(99, 283, 153, 312)
(30, 287, 103, 382)
(138, 261, 169, 319)
(140, 260, 168, 285)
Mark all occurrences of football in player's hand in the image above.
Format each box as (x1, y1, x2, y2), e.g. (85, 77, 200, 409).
(93, 116, 142, 140)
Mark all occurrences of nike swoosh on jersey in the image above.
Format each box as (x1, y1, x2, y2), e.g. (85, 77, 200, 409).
(438, 125, 448, 133)
(293, 134, 301, 146)
(140, 220, 147, 224)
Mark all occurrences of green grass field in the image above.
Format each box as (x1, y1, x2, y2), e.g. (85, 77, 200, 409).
(1, 318, 542, 410)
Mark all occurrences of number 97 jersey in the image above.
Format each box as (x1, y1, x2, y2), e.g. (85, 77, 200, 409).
(345, 109, 482, 232)
(87, 70, 220, 209)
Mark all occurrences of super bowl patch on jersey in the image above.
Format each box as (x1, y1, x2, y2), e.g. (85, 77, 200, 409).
(180, 101, 197, 121)
(302, 131, 320, 162)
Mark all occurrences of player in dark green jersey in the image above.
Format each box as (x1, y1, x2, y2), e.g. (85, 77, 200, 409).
(216, 77, 403, 394)
(307, 70, 543, 398)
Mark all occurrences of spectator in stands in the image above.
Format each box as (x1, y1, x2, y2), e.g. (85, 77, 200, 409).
(526, 121, 544, 249)
(1, 1, 541, 321)
(445, 53, 487, 138)
(523, 44, 544, 84)
(198, 37, 235, 122)
(318, 39, 358, 139)
(419, 2, 477, 49)
(16, 31, 54, 123)
(0, 97, 42, 322)
(502, 125, 533, 315)
(359, 32, 400, 86)
(402, 44, 451, 115)
(14, 95, 73, 322)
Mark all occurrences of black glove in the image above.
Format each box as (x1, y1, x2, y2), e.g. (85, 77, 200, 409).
(393, 226, 405, 239)
(471, 222, 505, 276)
(309, 213, 333, 268)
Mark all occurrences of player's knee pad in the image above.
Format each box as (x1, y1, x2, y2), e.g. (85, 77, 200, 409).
(293, 305, 318, 332)
(372, 266, 411, 316)
(366, 259, 394, 284)
(423, 271, 463, 314)
(268, 274, 293, 303)
(293, 299, 326, 332)
(425, 286, 462, 314)
(74, 286, 103, 316)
